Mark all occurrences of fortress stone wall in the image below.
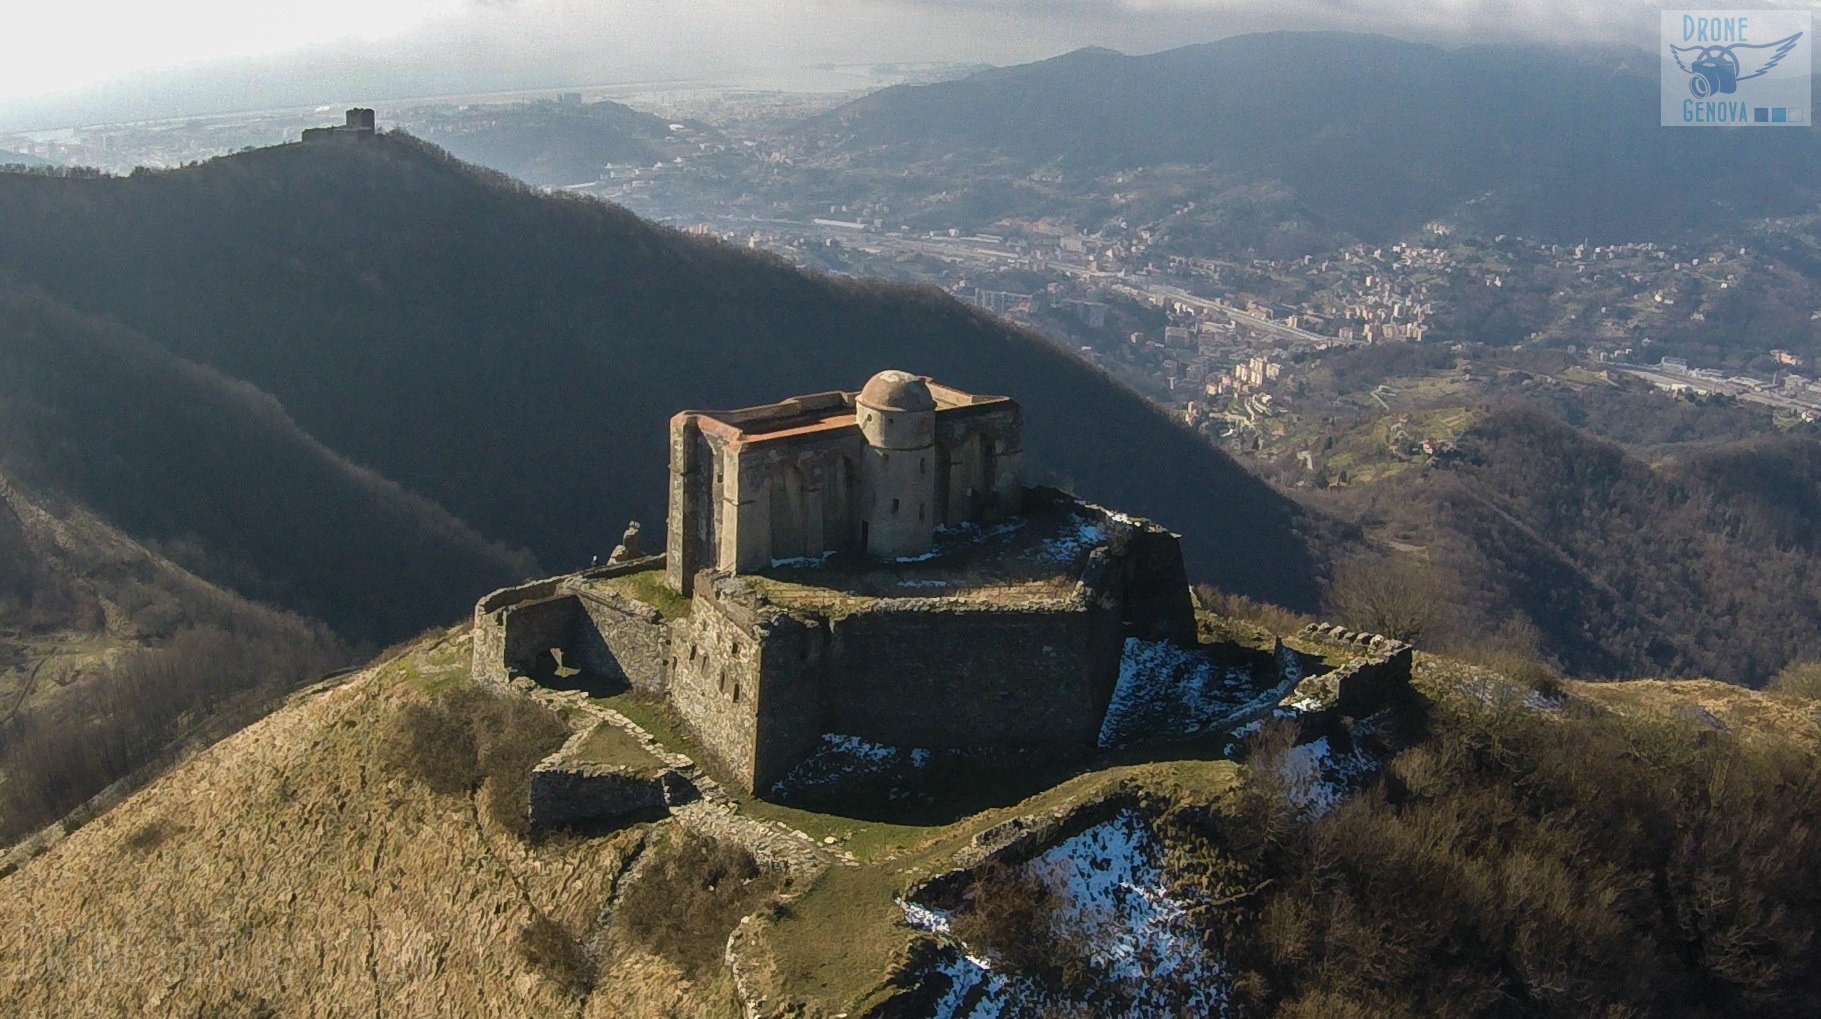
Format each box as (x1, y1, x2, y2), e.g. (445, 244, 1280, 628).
(472, 555, 670, 694)
(474, 372, 1205, 796)
(667, 501, 1196, 792)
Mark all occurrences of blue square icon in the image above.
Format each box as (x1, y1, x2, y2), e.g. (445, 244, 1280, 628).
(1755, 107, 1771, 122)
(1773, 107, 1790, 122)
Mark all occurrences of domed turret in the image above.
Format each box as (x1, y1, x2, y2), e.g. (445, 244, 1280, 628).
(855, 370, 938, 558)
(858, 370, 936, 413)
(856, 370, 936, 450)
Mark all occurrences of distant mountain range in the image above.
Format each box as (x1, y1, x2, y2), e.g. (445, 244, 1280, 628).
(804, 33, 1821, 243)
(0, 135, 1326, 639)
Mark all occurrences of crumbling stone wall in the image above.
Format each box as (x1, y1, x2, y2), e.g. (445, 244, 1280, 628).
(1291, 623, 1415, 718)
(529, 721, 674, 831)
(471, 556, 670, 694)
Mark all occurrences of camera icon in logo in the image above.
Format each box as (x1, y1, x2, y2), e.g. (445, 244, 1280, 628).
(1672, 34, 1804, 100)
(1688, 48, 1739, 97)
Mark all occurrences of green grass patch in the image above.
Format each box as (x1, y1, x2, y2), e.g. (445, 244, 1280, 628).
(761, 862, 918, 1010)
(573, 722, 667, 777)
(594, 690, 952, 861)
(600, 567, 692, 620)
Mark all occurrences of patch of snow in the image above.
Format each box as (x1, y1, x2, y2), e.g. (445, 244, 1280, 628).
(922, 950, 1009, 1019)
(1098, 638, 1292, 748)
(770, 550, 837, 568)
(1282, 694, 1326, 713)
(768, 733, 935, 797)
(898, 579, 951, 588)
(1270, 736, 1377, 819)
(823, 734, 898, 761)
(906, 811, 1228, 1019)
(1037, 514, 1109, 562)
(900, 899, 953, 935)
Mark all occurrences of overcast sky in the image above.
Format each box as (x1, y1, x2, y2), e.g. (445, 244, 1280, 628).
(0, 0, 1778, 129)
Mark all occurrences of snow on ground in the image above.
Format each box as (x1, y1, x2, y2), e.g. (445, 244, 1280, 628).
(1097, 638, 1291, 748)
(904, 811, 1228, 1019)
(768, 733, 940, 797)
(1270, 735, 1380, 818)
(1036, 514, 1108, 563)
(770, 550, 837, 568)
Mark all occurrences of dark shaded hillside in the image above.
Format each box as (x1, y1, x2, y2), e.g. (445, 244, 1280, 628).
(0, 285, 533, 643)
(806, 33, 1821, 242)
(0, 138, 1323, 610)
(1337, 407, 1821, 683)
(0, 468, 349, 844)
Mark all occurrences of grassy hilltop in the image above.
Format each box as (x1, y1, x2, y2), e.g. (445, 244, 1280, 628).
(1, 614, 1818, 1018)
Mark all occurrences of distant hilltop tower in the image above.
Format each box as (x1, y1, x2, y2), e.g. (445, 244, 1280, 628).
(666, 370, 1023, 594)
(302, 108, 376, 143)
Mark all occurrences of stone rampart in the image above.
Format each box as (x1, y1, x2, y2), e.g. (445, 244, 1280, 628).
(529, 719, 673, 830)
(668, 586, 772, 790)
(824, 600, 1125, 750)
(667, 497, 1199, 793)
(1289, 624, 1415, 719)
(471, 555, 670, 693)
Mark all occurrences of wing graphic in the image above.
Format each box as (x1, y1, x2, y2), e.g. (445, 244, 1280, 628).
(1670, 44, 1705, 75)
(1735, 32, 1803, 81)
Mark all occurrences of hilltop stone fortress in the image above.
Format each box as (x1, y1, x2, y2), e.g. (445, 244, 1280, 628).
(666, 370, 1025, 586)
(474, 371, 1197, 793)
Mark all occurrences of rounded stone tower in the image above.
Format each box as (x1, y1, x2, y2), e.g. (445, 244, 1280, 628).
(856, 370, 938, 558)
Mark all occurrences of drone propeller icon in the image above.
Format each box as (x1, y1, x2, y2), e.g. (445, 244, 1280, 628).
(1671, 33, 1804, 98)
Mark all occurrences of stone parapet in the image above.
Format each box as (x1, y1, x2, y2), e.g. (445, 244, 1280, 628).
(471, 555, 670, 694)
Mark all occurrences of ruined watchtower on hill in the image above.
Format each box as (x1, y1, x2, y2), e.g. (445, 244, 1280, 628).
(302, 108, 377, 143)
(476, 371, 1197, 794)
(666, 371, 1023, 593)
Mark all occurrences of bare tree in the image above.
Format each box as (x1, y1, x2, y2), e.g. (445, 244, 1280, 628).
(1323, 554, 1450, 643)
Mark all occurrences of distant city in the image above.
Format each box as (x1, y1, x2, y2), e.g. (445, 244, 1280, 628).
(11, 80, 1818, 452)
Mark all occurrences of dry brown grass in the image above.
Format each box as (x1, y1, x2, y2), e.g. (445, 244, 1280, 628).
(516, 909, 595, 996)
(1193, 585, 1316, 637)
(382, 683, 569, 836)
(617, 829, 780, 980)
(0, 634, 684, 1017)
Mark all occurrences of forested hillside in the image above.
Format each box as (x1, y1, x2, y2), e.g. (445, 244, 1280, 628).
(0, 468, 347, 844)
(804, 34, 1821, 242)
(1328, 407, 1821, 684)
(0, 138, 1324, 611)
(0, 284, 533, 643)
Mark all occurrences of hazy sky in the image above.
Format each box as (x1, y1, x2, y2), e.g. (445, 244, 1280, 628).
(0, 0, 1767, 128)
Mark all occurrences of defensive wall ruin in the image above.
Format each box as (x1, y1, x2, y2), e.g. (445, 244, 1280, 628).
(472, 493, 1198, 793)
(470, 370, 1411, 801)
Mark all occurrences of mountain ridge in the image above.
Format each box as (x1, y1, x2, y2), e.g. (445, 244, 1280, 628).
(802, 32, 1821, 243)
(0, 135, 1328, 611)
